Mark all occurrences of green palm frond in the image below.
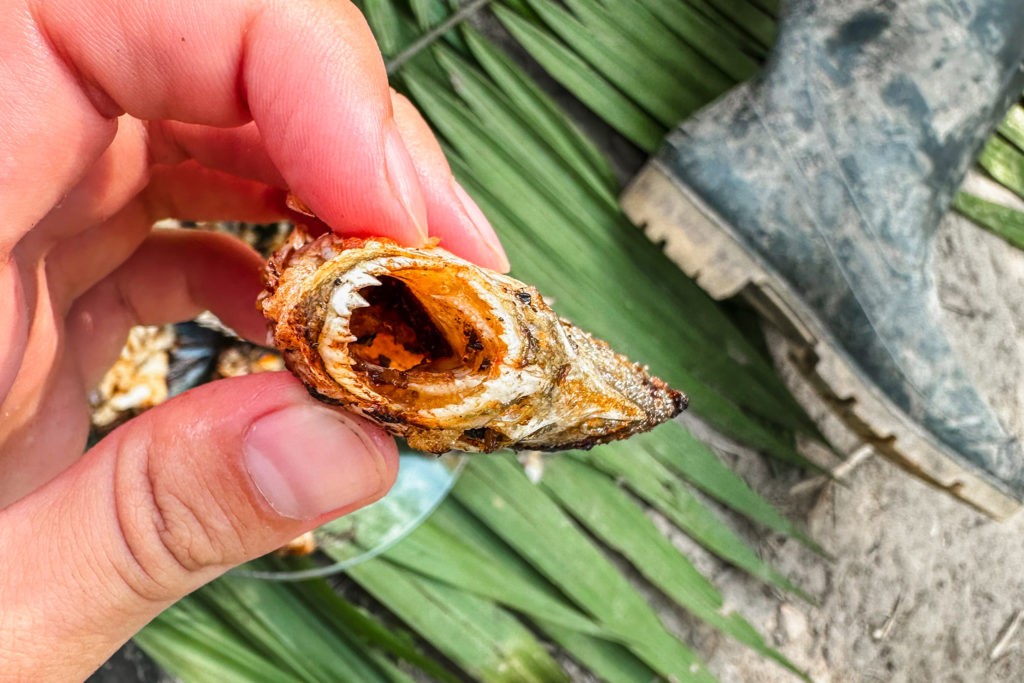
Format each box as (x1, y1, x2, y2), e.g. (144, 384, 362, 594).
(494, 0, 772, 150)
(954, 98, 1024, 250)
(135, 573, 424, 682)
(956, 100, 1024, 249)
(955, 192, 1024, 249)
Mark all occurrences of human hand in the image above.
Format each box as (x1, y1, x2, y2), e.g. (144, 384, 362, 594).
(0, 1, 508, 679)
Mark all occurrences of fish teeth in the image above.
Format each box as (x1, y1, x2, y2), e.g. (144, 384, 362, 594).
(348, 272, 383, 289)
(328, 271, 381, 315)
(348, 292, 371, 309)
(330, 284, 371, 315)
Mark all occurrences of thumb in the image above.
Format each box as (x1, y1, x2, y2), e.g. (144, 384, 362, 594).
(0, 372, 397, 681)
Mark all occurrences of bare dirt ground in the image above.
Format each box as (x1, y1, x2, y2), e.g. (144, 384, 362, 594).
(677, 185, 1024, 683)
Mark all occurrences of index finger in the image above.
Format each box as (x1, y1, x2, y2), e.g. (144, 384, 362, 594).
(2, 0, 426, 247)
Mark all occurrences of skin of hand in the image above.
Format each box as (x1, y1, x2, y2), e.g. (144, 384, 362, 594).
(0, 0, 509, 679)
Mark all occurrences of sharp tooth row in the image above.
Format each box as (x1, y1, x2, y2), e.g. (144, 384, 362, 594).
(329, 270, 383, 316)
(330, 285, 367, 315)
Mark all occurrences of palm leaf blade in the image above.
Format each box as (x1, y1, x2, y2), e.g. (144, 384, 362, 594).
(349, 556, 569, 682)
(955, 192, 1024, 250)
(494, 6, 665, 150)
(454, 455, 715, 681)
(540, 456, 809, 680)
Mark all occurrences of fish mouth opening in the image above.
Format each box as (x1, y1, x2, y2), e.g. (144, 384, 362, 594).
(347, 273, 499, 394)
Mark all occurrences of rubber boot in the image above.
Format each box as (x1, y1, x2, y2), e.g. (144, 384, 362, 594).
(621, 0, 1024, 517)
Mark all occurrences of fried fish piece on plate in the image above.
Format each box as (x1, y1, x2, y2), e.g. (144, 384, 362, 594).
(259, 227, 687, 454)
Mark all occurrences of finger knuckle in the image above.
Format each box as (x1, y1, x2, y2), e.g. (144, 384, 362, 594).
(111, 436, 248, 602)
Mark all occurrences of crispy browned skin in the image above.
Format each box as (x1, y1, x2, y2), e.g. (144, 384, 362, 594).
(259, 227, 687, 453)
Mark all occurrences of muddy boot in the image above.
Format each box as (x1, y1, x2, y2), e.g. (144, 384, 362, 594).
(622, 0, 1024, 517)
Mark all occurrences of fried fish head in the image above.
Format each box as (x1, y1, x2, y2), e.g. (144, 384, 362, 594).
(259, 227, 687, 453)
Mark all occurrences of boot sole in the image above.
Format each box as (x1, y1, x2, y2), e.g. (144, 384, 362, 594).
(622, 160, 1019, 519)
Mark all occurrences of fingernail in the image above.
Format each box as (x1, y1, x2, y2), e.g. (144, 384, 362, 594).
(453, 182, 510, 272)
(243, 406, 387, 520)
(384, 126, 429, 243)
